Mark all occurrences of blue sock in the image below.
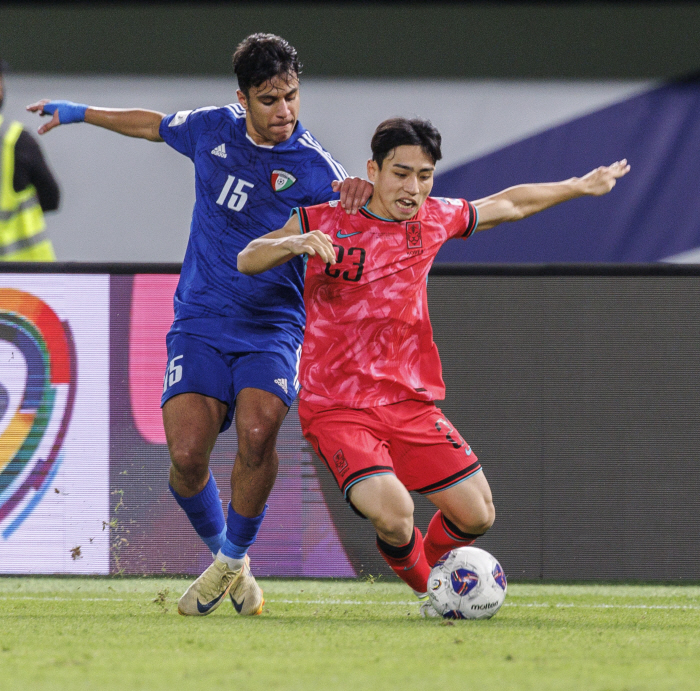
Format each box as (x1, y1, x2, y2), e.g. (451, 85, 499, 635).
(220, 502, 267, 559)
(169, 471, 226, 554)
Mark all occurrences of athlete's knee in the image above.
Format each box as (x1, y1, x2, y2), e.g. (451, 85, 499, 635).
(237, 404, 284, 457)
(348, 474, 415, 544)
(168, 444, 210, 496)
(168, 430, 208, 469)
(448, 498, 495, 537)
(237, 419, 279, 461)
(367, 497, 415, 545)
(163, 394, 224, 484)
(372, 511, 414, 546)
(473, 503, 495, 535)
(169, 448, 209, 482)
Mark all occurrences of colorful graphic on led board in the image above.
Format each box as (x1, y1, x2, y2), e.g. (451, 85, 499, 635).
(0, 276, 110, 575)
(0, 288, 77, 538)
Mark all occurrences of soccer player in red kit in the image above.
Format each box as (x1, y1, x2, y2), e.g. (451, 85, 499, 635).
(238, 117, 630, 615)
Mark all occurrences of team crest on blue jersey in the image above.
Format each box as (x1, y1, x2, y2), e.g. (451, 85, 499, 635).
(271, 170, 297, 192)
(406, 222, 422, 249)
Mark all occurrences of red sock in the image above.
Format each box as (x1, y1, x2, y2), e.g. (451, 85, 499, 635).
(376, 527, 431, 593)
(423, 510, 480, 567)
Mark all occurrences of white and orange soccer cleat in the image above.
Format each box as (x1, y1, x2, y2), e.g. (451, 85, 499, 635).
(229, 555, 264, 616)
(178, 554, 262, 616)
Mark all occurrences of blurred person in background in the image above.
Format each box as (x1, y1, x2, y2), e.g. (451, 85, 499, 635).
(0, 59, 60, 261)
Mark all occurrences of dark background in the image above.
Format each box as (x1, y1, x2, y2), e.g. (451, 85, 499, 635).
(2, 2, 700, 79)
(424, 267, 700, 580)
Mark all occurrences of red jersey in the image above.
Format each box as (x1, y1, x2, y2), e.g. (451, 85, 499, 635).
(296, 196, 478, 408)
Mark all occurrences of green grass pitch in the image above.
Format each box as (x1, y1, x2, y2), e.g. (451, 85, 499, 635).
(2, 578, 700, 691)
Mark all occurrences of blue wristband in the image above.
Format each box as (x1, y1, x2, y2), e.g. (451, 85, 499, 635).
(41, 100, 88, 124)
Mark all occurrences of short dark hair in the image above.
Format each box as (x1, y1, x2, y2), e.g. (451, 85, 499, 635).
(371, 118, 442, 169)
(232, 33, 301, 96)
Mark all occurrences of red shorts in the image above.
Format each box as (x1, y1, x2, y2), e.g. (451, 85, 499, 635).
(298, 398, 481, 498)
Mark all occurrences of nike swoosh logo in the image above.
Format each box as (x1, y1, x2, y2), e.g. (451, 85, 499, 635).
(196, 591, 227, 613)
(336, 231, 361, 238)
(231, 595, 245, 613)
(402, 555, 421, 571)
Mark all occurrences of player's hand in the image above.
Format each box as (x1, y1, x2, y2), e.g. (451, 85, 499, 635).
(333, 177, 373, 215)
(26, 99, 88, 134)
(286, 230, 337, 264)
(579, 160, 630, 196)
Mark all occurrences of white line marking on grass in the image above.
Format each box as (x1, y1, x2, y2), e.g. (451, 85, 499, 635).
(0, 596, 409, 606)
(2, 596, 699, 611)
(505, 602, 700, 611)
(0, 596, 126, 602)
(266, 599, 416, 605)
(265, 599, 700, 610)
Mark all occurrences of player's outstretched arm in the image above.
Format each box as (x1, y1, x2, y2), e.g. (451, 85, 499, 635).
(26, 100, 165, 141)
(473, 160, 630, 232)
(237, 216, 337, 275)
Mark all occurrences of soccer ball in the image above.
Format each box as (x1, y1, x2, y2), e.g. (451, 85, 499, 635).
(427, 546, 507, 620)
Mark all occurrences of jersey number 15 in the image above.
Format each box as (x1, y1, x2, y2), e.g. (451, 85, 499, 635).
(216, 175, 255, 212)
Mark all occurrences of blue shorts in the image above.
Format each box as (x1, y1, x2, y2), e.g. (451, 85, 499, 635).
(161, 331, 301, 433)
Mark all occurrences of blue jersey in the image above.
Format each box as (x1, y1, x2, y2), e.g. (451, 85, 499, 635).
(159, 103, 347, 352)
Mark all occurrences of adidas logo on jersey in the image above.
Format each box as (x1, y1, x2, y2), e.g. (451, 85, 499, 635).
(274, 378, 288, 394)
(211, 143, 227, 158)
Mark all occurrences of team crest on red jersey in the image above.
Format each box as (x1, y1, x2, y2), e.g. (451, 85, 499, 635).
(333, 449, 349, 476)
(406, 222, 422, 249)
(271, 169, 297, 192)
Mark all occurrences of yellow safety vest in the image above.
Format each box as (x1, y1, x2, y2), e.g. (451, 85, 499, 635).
(0, 115, 55, 261)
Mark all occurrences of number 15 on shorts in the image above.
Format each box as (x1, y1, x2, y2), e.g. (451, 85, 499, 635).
(164, 355, 183, 393)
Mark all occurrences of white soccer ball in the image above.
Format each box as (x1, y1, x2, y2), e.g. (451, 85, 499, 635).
(427, 546, 507, 620)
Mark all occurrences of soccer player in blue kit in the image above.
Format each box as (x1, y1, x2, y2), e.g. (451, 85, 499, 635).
(28, 34, 372, 616)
